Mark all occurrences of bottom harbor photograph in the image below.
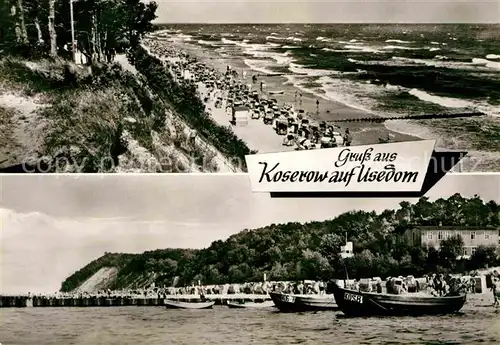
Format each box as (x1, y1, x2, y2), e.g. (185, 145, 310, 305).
(1, 174, 500, 345)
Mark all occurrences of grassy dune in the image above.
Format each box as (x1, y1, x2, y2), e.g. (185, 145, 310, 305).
(0, 57, 226, 172)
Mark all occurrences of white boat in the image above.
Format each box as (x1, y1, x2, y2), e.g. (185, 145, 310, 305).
(164, 299, 215, 309)
(227, 300, 275, 309)
(269, 90, 284, 95)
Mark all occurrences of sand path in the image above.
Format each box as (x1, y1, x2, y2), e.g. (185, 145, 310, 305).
(198, 84, 295, 154)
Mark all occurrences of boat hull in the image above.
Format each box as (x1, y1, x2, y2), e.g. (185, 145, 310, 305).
(164, 300, 215, 309)
(269, 292, 337, 312)
(331, 285, 466, 317)
(227, 301, 275, 309)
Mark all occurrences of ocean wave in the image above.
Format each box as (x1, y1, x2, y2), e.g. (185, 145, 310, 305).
(221, 38, 238, 45)
(408, 89, 472, 108)
(288, 63, 339, 77)
(316, 76, 381, 115)
(348, 56, 499, 72)
(342, 45, 381, 53)
(316, 36, 332, 42)
(323, 47, 381, 53)
(242, 48, 293, 65)
(294, 68, 498, 118)
(407, 89, 499, 117)
(385, 39, 413, 44)
(266, 36, 286, 41)
(486, 54, 500, 60)
(338, 41, 364, 45)
(243, 59, 281, 75)
(286, 74, 384, 117)
(472, 58, 500, 70)
(381, 45, 420, 50)
(197, 40, 216, 46)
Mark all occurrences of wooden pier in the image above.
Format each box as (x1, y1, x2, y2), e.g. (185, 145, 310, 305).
(0, 294, 271, 308)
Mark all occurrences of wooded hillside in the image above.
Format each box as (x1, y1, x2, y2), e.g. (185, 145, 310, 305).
(60, 194, 500, 292)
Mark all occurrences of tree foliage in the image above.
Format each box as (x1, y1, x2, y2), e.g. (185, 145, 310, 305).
(61, 195, 500, 292)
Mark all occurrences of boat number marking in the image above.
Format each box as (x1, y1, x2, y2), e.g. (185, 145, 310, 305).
(344, 292, 363, 304)
(280, 295, 296, 303)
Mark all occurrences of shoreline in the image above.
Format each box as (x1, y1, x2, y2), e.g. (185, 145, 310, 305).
(143, 36, 500, 171)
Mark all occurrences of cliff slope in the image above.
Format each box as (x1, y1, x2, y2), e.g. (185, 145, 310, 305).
(0, 56, 242, 172)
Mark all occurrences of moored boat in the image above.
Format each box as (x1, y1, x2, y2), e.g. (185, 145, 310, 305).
(269, 90, 285, 95)
(269, 292, 337, 312)
(164, 299, 215, 309)
(330, 283, 466, 317)
(227, 300, 275, 309)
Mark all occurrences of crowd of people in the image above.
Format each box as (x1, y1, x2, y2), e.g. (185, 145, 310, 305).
(142, 37, 353, 151)
(344, 272, 500, 306)
(10, 272, 499, 308)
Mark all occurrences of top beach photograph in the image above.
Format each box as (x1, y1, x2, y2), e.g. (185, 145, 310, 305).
(0, 0, 499, 173)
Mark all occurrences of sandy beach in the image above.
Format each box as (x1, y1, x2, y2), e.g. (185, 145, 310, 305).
(198, 84, 295, 154)
(174, 41, 419, 150)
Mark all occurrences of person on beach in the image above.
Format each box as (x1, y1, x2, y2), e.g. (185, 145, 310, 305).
(252, 75, 257, 83)
(299, 93, 303, 106)
(316, 99, 320, 114)
(434, 274, 448, 296)
(469, 277, 476, 293)
(344, 128, 352, 146)
(353, 279, 360, 291)
(491, 271, 500, 307)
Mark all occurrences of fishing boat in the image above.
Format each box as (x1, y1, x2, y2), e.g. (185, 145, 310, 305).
(227, 300, 275, 309)
(268, 90, 285, 95)
(330, 283, 466, 317)
(269, 292, 337, 312)
(164, 299, 215, 310)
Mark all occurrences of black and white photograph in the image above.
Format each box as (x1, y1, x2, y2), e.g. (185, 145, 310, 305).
(1, 174, 500, 344)
(1, 1, 500, 173)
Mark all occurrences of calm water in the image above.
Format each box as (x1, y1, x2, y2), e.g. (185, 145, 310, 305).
(1, 295, 499, 345)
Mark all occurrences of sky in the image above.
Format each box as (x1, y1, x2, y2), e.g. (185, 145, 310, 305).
(153, 0, 500, 24)
(1, 173, 499, 293)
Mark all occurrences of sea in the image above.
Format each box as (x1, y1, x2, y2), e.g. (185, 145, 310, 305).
(1, 294, 499, 345)
(151, 24, 500, 170)
(157, 24, 500, 116)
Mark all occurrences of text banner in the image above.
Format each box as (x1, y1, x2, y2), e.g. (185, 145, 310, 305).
(245, 140, 467, 198)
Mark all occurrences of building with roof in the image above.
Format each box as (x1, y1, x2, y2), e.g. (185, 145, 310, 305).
(402, 226, 500, 258)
